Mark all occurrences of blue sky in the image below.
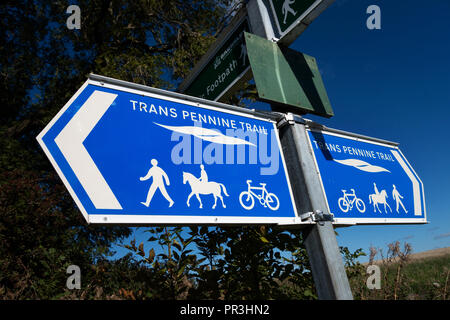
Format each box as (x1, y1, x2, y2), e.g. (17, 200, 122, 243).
(112, 0, 449, 262)
(281, 0, 450, 258)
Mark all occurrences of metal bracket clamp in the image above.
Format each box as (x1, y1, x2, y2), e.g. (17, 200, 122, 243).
(300, 210, 334, 225)
(277, 112, 306, 129)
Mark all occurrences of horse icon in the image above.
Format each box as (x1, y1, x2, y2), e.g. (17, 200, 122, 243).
(183, 171, 229, 209)
(369, 183, 392, 213)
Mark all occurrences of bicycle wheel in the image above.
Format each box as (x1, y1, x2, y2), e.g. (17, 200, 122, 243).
(338, 197, 350, 212)
(239, 191, 255, 210)
(266, 193, 280, 211)
(356, 198, 366, 213)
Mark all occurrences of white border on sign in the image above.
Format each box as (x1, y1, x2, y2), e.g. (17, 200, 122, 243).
(36, 78, 300, 225)
(36, 81, 91, 223)
(397, 148, 427, 219)
(88, 215, 305, 226)
(304, 127, 427, 225)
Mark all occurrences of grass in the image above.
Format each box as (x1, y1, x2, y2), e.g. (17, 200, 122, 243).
(392, 255, 450, 300)
(348, 243, 450, 300)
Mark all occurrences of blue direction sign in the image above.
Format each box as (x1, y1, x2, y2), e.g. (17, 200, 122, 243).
(306, 128, 426, 224)
(37, 75, 298, 225)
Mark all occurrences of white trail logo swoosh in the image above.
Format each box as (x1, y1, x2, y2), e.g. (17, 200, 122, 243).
(333, 158, 390, 173)
(154, 123, 256, 146)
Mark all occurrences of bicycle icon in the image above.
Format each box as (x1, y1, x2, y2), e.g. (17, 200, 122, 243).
(338, 189, 366, 213)
(239, 180, 280, 211)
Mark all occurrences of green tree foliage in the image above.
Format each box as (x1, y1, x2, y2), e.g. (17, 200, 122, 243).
(125, 226, 365, 300)
(0, 0, 237, 299)
(1, 0, 364, 300)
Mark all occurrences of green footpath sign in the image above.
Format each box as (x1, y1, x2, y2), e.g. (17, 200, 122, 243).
(269, 0, 321, 36)
(183, 19, 251, 101)
(245, 32, 333, 118)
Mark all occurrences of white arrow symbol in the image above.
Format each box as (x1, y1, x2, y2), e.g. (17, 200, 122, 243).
(55, 90, 123, 210)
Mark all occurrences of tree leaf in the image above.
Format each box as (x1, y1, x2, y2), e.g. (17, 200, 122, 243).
(173, 240, 182, 251)
(147, 248, 155, 263)
(138, 242, 145, 256)
(260, 236, 269, 243)
(130, 238, 137, 251)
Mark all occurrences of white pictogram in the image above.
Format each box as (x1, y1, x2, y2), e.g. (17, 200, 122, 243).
(198, 164, 208, 182)
(239, 180, 280, 211)
(338, 188, 366, 213)
(154, 122, 256, 146)
(282, 0, 297, 24)
(140, 159, 174, 208)
(392, 184, 408, 213)
(333, 158, 390, 173)
(369, 182, 392, 213)
(183, 167, 229, 209)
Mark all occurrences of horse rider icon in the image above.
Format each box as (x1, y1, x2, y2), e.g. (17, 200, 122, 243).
(139, 159, 174, 208)
(370, 182, 392, 213)
(198, 164, 208, 183)
(373, 182, 379, 196)
(183, 164, 229, 209)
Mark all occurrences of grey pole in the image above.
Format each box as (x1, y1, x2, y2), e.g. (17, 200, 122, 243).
(247, 0, 276, 40)
(278, 114, 353, 300)
(247, 0, 353, 300)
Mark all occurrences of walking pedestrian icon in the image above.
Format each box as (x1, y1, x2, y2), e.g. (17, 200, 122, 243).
(140, 159, 174, 208)
(392, 184, 408, 213)
(269, 0, 330, 37)
(282, 0, 297, 24)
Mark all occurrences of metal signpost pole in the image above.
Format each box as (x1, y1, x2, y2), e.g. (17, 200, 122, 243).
(246, 0, 353, 300)
(247, 0, 276, 40)
(278, 114, 353, 300)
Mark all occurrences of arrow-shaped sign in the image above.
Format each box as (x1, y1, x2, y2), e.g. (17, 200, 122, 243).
(306, 127, 426, 224)
(36, 75, 298, 225)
